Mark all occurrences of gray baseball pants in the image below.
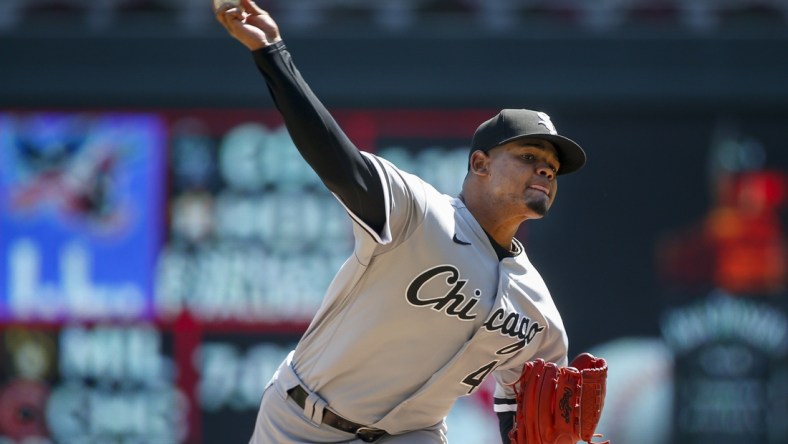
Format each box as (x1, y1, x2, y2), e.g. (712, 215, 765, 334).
(249, 355, 447, 443)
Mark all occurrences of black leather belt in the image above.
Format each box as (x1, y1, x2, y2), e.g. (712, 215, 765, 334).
(287, 385, 388, 442)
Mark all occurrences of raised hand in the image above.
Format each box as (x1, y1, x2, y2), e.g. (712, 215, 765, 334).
(214, 0, 282, 51)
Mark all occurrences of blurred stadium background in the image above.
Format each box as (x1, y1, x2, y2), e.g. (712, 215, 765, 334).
(1, 1, 787, 443)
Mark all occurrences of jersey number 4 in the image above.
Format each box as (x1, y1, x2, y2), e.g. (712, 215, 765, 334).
(461, 360, 499, 394)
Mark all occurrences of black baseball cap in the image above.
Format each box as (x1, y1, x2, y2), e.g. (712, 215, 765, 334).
(470, 109, 586, 175)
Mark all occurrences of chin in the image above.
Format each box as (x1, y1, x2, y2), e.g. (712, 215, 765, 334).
(525, 199, 549, 218)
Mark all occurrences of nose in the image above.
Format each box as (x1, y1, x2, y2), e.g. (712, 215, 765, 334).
(536, 163, 555, 181)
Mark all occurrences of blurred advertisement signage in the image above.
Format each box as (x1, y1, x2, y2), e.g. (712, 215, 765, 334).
(195, 333, 296, 443)
(0, 109, 484, 324)
(0, 108, 502, 444)
(0, 324, 187, 444)
(155, 118, 353, 323)
(657, 130, 788, 444)
(0, 113, 166, 321)
(155, 110, 482, 324)
(588, 123, 788, 444)
(662, 293, 787, 443)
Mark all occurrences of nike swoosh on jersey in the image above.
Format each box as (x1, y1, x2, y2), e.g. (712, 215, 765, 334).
(452, 233, 472, 245)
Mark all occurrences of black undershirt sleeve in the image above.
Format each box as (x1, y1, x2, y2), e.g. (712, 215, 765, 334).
(252, 41, 385, 233)
(498, 411, 514, 444)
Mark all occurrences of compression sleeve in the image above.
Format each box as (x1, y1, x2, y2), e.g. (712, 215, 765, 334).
(252, 41, 385, 232)
(497, 411, 514, 444)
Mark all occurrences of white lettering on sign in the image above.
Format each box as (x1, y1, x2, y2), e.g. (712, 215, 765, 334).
(661, 293, 787, 356)
(47, 384, 188, 441)
(196, 342, 294, 411)
(46, 325, 186, 443)
(59, 325, 170, 385)
(677, 378, 766, 433)
(8, 238, 146, 320)
(156, 247, 345, 322)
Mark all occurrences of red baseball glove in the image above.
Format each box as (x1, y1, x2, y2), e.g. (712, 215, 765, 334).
(509, 353, 609, 444)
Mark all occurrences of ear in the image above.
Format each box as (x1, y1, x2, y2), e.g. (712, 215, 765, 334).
(469, 150, 491, 176)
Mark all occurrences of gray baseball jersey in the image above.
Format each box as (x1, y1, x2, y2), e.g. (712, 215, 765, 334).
(259, 151, 569, 438)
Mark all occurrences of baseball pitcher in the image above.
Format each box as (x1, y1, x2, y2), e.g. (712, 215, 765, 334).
(214, 1, 608, 443)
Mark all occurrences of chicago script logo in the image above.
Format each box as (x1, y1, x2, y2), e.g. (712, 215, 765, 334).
(406, 266, 547, 353)
(482, 308, 545, 355)
(406, 265, 480, 321)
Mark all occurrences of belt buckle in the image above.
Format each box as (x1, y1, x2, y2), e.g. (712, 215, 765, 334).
(355, 426, 385, 442)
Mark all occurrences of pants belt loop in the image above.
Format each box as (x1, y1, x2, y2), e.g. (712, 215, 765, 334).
(304, 391, 327, 426)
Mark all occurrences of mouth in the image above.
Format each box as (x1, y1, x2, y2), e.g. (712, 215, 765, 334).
(528, 184, 550, 196)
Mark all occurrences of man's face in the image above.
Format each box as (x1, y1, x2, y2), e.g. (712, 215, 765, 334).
(481, 138, 560, 219)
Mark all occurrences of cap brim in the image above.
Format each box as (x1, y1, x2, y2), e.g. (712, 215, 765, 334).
(500, 134, 586, 175)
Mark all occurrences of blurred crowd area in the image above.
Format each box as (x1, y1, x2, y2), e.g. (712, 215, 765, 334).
(1, 0, 788, 32)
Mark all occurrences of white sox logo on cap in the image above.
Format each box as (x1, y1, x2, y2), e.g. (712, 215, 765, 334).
(536, 112, 558, 135)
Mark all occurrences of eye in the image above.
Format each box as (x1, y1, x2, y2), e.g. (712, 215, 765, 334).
(521, 153, 558, 173)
